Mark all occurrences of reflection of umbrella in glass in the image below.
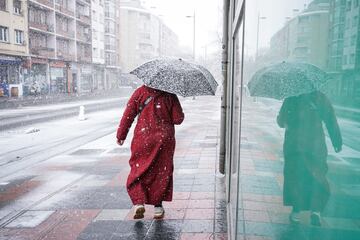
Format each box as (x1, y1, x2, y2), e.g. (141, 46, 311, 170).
(248, 62, 330, 100)
(130, 58, 218, 97)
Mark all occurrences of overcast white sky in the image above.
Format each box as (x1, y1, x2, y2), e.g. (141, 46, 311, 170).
(141, 0, 311, 58)
(142, 0, 222, 57)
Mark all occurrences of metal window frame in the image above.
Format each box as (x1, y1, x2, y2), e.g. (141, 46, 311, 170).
(225, 1, 246, 240)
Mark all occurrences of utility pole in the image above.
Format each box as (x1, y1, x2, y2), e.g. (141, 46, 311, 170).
(186, 11, 196, 61)
(219, 0, 230, 174)
(256, 13, 266, 59)
(192, 10, 196, 61)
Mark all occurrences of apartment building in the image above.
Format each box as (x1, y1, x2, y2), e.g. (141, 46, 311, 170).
(327, 0, 360, 104)
(269, 0, 330, 69)
(104, 0, 120, 89)
(91, 0, 105, 90)
(27, 0, 92, 94)
(118, 0, 179, 73)
(0, 0, 28, 96)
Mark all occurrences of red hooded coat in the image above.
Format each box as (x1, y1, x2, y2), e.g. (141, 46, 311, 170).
(117, 85, 184, 205)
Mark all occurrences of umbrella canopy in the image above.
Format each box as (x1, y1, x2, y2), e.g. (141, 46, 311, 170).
(248, 62, 330, 100)
(130, 58, 218, 97)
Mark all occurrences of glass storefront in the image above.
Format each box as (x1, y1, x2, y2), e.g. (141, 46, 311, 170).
(225, 0, 360, 239)
(50, 67, 66, 93)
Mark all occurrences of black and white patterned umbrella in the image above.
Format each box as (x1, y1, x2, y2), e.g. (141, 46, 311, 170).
(248, 62, 330, 100)
(130, 58, 218, 97)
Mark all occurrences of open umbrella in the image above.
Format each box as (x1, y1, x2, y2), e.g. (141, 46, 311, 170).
(248, 62, 330, 100)
(130, 58, 218, 97)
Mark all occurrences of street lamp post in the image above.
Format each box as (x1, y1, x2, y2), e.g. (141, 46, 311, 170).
(186, 11, 196, 61)
(256, 13, 267, 59)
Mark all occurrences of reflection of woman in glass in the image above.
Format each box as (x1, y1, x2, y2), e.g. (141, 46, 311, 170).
(277, 91, 342, 226)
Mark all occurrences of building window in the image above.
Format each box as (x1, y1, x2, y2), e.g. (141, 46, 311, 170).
(347, 0, 352, 10)
(15, 30, 24, 44)
(92, 10, 96, 21)
(0, 26, 9, 42)
(350, 53, 355, 64)
(353, 15, 358, 27)
(343, 54, 348, 64)
(354, 0, 359, 7)
(351, 34, 357, 45)
(298, 16, 309, 23)
(13, 0, 21, 14)
(0, 0, 6, 11)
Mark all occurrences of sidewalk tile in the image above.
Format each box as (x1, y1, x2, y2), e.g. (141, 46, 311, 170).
(106, 170, 129, 187)
(244, 221, 288, 238)
(182, 219, 214, 233)
(192, 184, 215, 192)
(180, 233, 213, 240)
(94, 209, 130, 221)
(185, 208, 214, 219)
(244, 210, 271, 222)
(173, 192, 191, 200)
(324, 217, 360, 230)
(163, 200, 189, 209)
(190, 192, 214, 199)
(268, 213, 289, 224)
(78, 221, 122, 240)
(40, 209, 100, 240)
(188, 199, 215, 209)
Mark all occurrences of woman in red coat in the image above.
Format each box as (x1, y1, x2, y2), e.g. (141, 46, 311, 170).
(116, 85, 184, 219)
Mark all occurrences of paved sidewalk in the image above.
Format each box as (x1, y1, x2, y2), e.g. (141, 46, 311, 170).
(0, 96, 226, 240)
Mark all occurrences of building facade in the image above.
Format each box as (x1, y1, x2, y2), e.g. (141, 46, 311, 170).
(0, 0, 28, 97)
(327, 0, 360, 105)
(118, 0, 179, 73)
(26, 0, 92, 95)
(269, 0, 330, 69)
(104, 0, 120, 89)
(92, 0, 105, 90)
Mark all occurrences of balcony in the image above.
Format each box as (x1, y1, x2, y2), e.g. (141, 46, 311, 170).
(76, 14, 91, 25)
(105, 44, 116, 51)
(57, 51, 75, 61)
(57, 28, 75, 39)
(31, 47, 55, 58)
(77, 54, 92, 63)
(32, 0, 54, 8)
(29, 22, 54, 33)
(55, 5, 75, 17)
(76, 33, 91, 43)
(77, 0, 90, 5)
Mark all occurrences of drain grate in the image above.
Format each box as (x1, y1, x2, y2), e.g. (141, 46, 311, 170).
(70, 149, 105, 155)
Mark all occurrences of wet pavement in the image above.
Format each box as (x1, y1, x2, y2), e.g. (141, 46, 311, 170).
(0, 96, 227, 240)
(1, 94, 359, 240)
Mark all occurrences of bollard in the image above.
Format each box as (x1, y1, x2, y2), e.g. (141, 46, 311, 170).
(78, 105, 86, 121)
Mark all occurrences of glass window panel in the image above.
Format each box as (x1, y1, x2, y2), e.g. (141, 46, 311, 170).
(231, 0, 360, 239)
